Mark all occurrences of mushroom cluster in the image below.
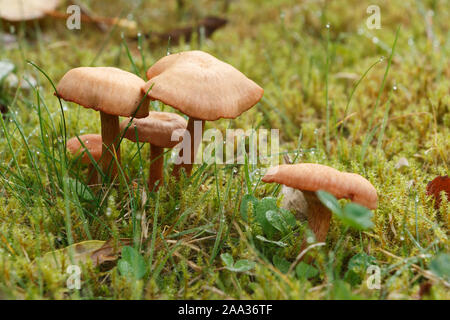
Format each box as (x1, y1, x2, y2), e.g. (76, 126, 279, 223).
(56, 50, 378, 263)
(58, 50, 263, 189)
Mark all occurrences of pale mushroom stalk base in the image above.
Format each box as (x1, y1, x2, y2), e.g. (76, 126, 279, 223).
(173, 117, 205, 178)
(149, 144, 164, 191)
(299, 191, 332, 261)
(100, 111, 120, 181)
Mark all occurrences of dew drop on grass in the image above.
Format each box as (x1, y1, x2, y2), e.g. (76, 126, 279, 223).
(379, 56, 385, 62)
(326, 23, 330, 29)
(393, 85, 397, 91)
(372, 37, 379, 44)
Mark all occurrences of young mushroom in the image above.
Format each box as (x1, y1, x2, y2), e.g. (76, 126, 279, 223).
(67, 134, 102, 186)
(262, 163, 377, 253)
(120, 111, 187, 191)
(141, 50, 264, 177)
(56, 67, 149, 181)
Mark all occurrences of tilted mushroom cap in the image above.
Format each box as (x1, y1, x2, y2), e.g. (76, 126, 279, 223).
(120, 111, 187, 148)
(56, 67, 149, 118)
(142, 50, 264, 121)
(262, 163, 378, 210)
(67, 134, 102, 164)
(0, 0, 59, 21)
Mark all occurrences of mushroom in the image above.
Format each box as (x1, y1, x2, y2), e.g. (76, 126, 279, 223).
(0, 0, 60, 21)
(141, 50, 264, 176)
(262, 163, 377, 250)
(67, 134, 102, 186)
(56, 67, 149, 180)
(120, 111, 187, 191)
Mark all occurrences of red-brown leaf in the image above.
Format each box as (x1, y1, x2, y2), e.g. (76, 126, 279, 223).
(426, 175, 450, 209)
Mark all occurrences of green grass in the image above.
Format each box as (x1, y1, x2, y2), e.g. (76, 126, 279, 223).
(0, 0, 449, 300)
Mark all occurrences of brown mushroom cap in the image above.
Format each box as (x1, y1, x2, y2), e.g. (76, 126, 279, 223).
(67, 134, 102, 164)
(142, 50, 264, 121)
(262, 163, 378, 210)
(120, 111, 187, 148)
(0, 0, 60, 21)
(56, 67, 149, 118)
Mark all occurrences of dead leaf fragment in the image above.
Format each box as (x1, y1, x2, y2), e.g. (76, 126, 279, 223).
(33, 238, 132, 273)
(136, 16, 228, 45)
(90, 238, 132, 267)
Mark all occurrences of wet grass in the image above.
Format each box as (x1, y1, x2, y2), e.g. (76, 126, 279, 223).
(0, 0, 448, 299)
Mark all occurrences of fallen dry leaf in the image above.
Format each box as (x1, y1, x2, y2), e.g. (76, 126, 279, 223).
(136, 16, 228, 45)
(33, 238, 132, 272)
(90, 238, 132, 267)
(426, 175, 450, 209)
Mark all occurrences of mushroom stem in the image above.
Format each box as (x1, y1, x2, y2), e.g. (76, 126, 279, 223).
(100, 111, 120, 181)
(87, 163, 98, 186)
(149, 144, 164, 191)
(299, 191, 332, 260)
(173, 117, 204, 177)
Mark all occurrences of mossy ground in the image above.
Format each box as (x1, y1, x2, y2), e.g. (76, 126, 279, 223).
(0, 0, 448, 299)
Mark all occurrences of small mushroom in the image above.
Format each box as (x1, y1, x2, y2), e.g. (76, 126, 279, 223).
(56, 67, 149, 180)
(120, 112, 187, 191)
(67, 134, 102, 186)
(0, 0, 60, 21)
(141, 50, 264, 177)
(262, 163, 377, 250)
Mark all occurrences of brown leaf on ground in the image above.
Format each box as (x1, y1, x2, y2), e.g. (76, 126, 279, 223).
(90, 238, 132, 267)
(426, 175, 450, 209)
(33, 238, 132, 273)
(136, 16, 228, 45)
